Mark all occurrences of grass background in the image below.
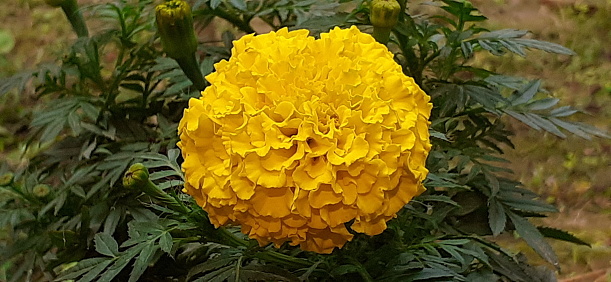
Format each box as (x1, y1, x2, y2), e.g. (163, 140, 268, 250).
(1, 0, 609, 280)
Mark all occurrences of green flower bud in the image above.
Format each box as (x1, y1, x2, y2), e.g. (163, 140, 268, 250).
(0, 172, 14, 187)
(155, 0, 198, 59)
(33, 184, 51, 198)
(123, 163, 150, 189)
(124, 163, 189, 214)
(370, 0, 401, 29)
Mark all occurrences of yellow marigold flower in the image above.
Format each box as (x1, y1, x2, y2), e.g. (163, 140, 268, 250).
(178, 26, 432, 254)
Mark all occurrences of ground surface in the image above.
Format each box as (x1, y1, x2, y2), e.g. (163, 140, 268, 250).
(0, 0, 610, 280)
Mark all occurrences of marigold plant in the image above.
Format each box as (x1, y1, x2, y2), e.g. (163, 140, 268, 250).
(178, 26, 432, 253)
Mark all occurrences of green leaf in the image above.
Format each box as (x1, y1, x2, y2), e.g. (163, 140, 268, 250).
(511, 38, 575, 55)
(228, 0, 247, 11)
(507, 211, 559, 268)
(94, 233, 119, 257)
(549, 105, 579, 117)
(103, 207, 123, 235)
(129, 242, 158, 282)
(55, 257, 109, 280)
(538, 227, 590, 246)
(512, 80, 541, 105)
(548, 118, 590, 140)
(330, 264, 360, 276)
(407, 267, 456, 281)
(488, 198, 506, 236)
(0, 71, 32, 96)
(524, 113, 566, 138)
(77, 259, 113, 282)
(526, 98, 560, 111)
(417, 194, 459, 206)
(98, 244, 144, 282)
(504, 110, 541, 130)
(159, 231, 173, 254)
(501, 197, 558, 213)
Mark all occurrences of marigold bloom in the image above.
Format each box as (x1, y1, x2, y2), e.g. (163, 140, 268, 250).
(178, 26, 432, 253)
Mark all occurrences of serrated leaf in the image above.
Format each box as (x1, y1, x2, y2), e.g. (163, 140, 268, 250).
(55, 257, 109, 281)
(526, 98, 560, 111)
(504, 110, 541, 130)
(512, 80, 541, 105)
(188, 257, 237, 280)
(549, 118, 591, 140)
(507, 211, 559, 268)
(98, 244, 144, 282)
(488, 198, 506, 236)
(524, 113, 566, 138)
(94, 233, 119, 257)
(463, 84, 505, 111)
(330, 264, 361, 276)
(228, 0, 247, 11)
(103, 207, 123, 235)
(165, 79, 193, 96)
(129, 242, 158, 282)
(408, 267, 455, 281)
(512, 38, 575, 55)
(538, 227, 590, 246)
(159, 231, 173, 254)
(417, 194, 460, 206)
(77, 259, 113, 282)
(210, 0, 222, 9)
(501, 197, 558, 213)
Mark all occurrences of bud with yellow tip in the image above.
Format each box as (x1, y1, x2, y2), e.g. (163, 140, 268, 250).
(155, 0, 206, 91)
(123, 163, 189, 214)
(0, 172, 14, 187)
(33, 184, 51, 198)
(370, 0, 402, 44)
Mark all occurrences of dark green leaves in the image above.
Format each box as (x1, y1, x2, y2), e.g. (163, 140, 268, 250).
(472, 29, 575, 57)
(95, 233, 120, 257)
(507, 211, 559, 268)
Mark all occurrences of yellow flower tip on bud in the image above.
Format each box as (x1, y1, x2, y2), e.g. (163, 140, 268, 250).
(33, 184, 51, 198)
(123, 163, 150, 189)
(0, 172, 14, 186)
(155, 0, 198, 59)
(370, 0, 401, 29)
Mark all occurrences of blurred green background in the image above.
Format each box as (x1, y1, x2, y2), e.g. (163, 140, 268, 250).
(1, 0, 609, 280)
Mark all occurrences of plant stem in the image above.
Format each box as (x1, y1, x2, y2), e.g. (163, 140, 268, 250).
(255, 250, 313, 269)
(175, 54, 206, 91)
(373, 26, 392, 45)
(61, 0, 89, 37)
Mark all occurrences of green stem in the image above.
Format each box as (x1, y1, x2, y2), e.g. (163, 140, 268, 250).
(255, 250, 313, 269)
(217, 227, 249, 247)
(372, 26, 392, 45)
(212, 225, 311, 269)
(349, 258, 374, 282)
(175, 54, 206, 91)
(61, 0, 89, 37)
(207, 8, 255, 34)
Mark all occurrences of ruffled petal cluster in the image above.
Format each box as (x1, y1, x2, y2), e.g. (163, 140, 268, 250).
(178, 26, 432, 253)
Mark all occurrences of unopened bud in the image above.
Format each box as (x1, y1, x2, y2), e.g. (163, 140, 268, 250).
(155, 0, 198, 59)
(123, 163, 189, 214)
(370, 0, 401, 29)
(123, 163, 149, 189)
(33, 184, 51, 198)
(0, 172, 14, 186)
